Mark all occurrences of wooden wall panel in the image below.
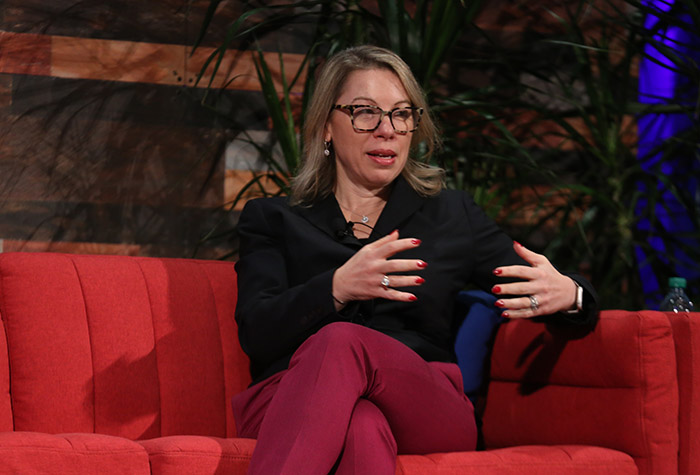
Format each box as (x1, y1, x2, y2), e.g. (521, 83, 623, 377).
(0, 0, 309, 52)
(0, 31, 305, 92)
(0, 1, 622, 258)
(0, 197, 235, 256)
(0, 2, 271, 257)
(0, 239, 142, 256)
(0, 32, 50, 76)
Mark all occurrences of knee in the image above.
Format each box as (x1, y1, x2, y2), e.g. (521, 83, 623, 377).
(317, 321, 361, 337)
(307, 322, 365, 350)
(346, 399, 397, 454)
(289, 322, 382, 373)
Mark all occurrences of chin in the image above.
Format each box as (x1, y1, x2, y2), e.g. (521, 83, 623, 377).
(364, 171, 403, 190)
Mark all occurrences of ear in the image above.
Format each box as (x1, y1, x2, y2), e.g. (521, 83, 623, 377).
(323, 119, 333, 143)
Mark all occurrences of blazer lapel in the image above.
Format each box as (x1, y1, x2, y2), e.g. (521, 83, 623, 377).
(295, 194, 362, 248)
(295, 176, 426, 245)
(371, 176, 426, 240)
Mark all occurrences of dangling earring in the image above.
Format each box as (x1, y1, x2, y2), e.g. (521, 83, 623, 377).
(323, 141, 331, 157)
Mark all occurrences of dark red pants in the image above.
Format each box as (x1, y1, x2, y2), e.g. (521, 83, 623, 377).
(232, 322, 477, 474)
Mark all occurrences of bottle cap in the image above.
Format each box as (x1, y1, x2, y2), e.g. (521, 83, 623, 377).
(669, 277, 687, 288)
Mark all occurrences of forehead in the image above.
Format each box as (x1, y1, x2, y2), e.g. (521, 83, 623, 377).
(337, 68, 410, 103)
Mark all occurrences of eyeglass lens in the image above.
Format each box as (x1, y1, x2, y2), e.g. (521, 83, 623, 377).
(352, 106, 420, 132)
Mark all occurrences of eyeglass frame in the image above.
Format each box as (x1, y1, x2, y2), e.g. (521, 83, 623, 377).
(332, 104, 424, 134)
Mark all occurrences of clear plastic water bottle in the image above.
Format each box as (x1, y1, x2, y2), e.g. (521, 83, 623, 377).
(659, 277, 694, 313)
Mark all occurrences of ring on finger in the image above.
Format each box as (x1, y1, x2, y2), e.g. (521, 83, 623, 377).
(381, 275, 390, 289)
(529, 295, 539, 311)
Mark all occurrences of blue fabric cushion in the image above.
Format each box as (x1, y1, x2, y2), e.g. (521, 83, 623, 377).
(454, 290, 505, 403)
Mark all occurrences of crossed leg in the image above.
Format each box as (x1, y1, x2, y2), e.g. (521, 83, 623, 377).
(233, 322, 477, 474)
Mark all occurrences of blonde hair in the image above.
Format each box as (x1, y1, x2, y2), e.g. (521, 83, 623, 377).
(290, 45, 444, 205)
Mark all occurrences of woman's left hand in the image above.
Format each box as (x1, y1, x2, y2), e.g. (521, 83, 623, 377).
(491, 242, 578, 318)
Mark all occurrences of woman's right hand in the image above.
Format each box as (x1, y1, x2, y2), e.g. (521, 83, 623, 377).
(332, 230, 426, 308)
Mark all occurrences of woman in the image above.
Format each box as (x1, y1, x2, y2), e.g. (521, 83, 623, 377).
(233, 45, 597, 474)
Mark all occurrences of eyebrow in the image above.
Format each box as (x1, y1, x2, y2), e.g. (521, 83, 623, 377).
(349, 96, 411, 106)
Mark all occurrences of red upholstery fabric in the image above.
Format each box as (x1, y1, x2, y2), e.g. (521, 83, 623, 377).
(666, 311, 700, 475)
(0, 252, 690, 473)
(0, 313, 11, 432)
(0, 431, 150, 473)
(482, 311, 679, 475)
(0, 253, 249, 440)
(396, 445, 637, 474)
(140, 436, 255, 475)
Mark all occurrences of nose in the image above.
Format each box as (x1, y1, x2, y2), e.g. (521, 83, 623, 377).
(373, 111, 395, 137)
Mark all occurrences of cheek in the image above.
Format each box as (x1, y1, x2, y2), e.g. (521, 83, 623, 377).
(334, 135, 366, 160)
(398, 137, 413, 160)
(332, 141, 362, 172)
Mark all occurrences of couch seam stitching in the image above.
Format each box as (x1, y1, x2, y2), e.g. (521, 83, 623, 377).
(68, 256, 97, 434)
(685, 314, 695, 472)
(637, 311, 651, 472)
(135, 258, 163, 437)
(487, 379, 639, 390)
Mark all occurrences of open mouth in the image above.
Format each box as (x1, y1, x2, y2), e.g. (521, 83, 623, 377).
(367, 149, 397, 164)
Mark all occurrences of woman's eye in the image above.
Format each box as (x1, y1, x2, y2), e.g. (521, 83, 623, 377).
(355, 107, 378, 117)
(393, 109, 412, 120)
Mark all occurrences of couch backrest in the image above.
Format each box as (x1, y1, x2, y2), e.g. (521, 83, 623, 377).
(482, 310, 680, 475)
(0, 252, 250, 440)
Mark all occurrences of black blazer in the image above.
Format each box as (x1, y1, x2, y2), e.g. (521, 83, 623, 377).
(235, 177, 598, 385)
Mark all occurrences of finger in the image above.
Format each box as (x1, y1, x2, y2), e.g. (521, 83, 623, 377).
(492, 282, 533, 297)
(380, 288, 418, 302)
(375, 237, 422, 259)
(380, 275, 426, 288)
(366, 229, 400, 250)
(513, 241, 547, 266)
(493, 265, 536, 280)
(500, 309, 536, 319)
(384, 259, 428, 273)
(496, 296, 535, 312)
(496, 299, 540, 319)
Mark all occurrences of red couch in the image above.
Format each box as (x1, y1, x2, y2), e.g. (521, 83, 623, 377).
(0, 252, 695, 474)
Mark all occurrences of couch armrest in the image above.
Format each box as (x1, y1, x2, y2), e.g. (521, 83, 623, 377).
(665, 311, 700, 475)
(481, 310, 678, 475)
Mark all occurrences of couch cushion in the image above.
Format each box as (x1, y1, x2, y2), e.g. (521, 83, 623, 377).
(453, 290, 503, 402)
(141, 439, 637, 475)
(482, 310, 678, 475)
(0, 252, 249, 439)
(139, 435, 255, 475)
(396, 445, 637, 474)
(0, 431, 150, 473)
(666, 311, 700, 475)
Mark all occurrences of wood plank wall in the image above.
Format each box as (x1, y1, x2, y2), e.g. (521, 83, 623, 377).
(0, 0, 617, 258)
(0, 0, 308, 258)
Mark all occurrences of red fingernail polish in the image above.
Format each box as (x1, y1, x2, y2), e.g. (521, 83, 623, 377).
(416, 277, 425, 284)
(417, 261, 427, 268)
(412, 239, 421, 245)
(493, 269, 502, 275)
(514, 241, 521, 247)
(492, 286, 502, 293)
(502, 311, 510, 318)
(409, 295, 418, 301)
(495, 300, 505, 308)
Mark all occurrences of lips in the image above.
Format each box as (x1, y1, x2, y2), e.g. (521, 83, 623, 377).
(367, 149, 397, 165)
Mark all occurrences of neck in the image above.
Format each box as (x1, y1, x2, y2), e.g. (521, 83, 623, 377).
(334, 182, 390, 213)
(334, 184, 390, 235)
